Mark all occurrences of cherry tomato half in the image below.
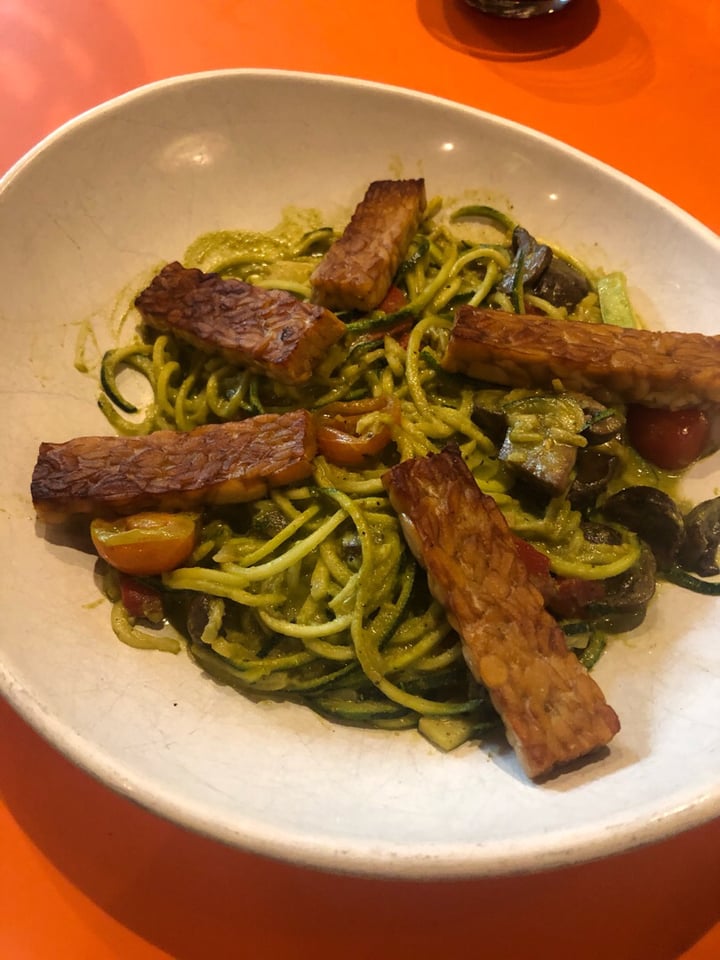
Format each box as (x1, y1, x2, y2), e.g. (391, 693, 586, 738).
(316, 422, 393, 466)
(626, 405, 710, 471)
(315, 397, 399, 466)
(90, 512, 199, 576)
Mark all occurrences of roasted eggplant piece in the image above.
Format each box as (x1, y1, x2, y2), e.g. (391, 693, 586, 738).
(471, 394, 508, 448)
(499, 394, 586, 497)
(531, 256, 592, 311)
(473, 391, 621, 500)
(600, 486, 684, 571)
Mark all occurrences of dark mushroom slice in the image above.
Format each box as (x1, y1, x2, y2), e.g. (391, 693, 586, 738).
(677, 497, 720, 576)
(251, 501, 290, 539)
(340, 530, 363, 571)
(588, 543, 657, 633)
(578, 397, 625, 445)
(497, 226, 592, 311)
(580, 521, 624, 546)
(599, 486, 684, 571)
(498, 227, 553, 299)
(569, 450, 618, 511)
(186, 592, 214, 644)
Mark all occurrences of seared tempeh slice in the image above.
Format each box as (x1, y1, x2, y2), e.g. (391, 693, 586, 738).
(310, 179, 427, 311)
(382, 446, 620, 779)
(31, 410, 316, 523)
(135, 262, 345, 385)
(443, 306, 720, 409)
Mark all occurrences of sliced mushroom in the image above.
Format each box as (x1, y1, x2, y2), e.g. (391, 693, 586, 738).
(578, 397, 625, 444)
(678, 497, 720, 576)
(186, 593, 213, 644)
(580, 521, 624, 546)
(497, 226, 592, 311)
(589, 543, 657, 633)
(497, 227, 553, 297)
(569, 450, 618, 511)
(251, 502, 289, 538)
(600, 486, 684, 571)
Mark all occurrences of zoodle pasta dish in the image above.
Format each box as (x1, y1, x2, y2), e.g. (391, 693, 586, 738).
(31, 179, 720, 780)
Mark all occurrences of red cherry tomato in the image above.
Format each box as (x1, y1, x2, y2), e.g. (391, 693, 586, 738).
(90, 512, 199, 575)
(626, 405, 710, 471)
(513, 535, 551, 580)
(119, 575, 165, 622)
(377, 285, 408, 314)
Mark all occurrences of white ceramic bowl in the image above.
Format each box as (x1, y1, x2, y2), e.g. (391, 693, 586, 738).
(2, 70, 719, 878)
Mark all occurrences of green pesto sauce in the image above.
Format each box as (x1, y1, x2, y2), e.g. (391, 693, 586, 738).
(605, 435, 682, 502)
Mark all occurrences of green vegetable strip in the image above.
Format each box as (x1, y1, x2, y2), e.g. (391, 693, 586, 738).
(597, 272, 638, 328)
(217, 509, 347, 584)
(110, 601, 181, 654)
(449, 204, 516, 234)
(217, 504, 321, 566)
(258, 609, 355, 645)
(665, 567, 720, 595)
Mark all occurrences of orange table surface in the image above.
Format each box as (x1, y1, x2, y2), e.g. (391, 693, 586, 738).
(1, 1, 718, 958)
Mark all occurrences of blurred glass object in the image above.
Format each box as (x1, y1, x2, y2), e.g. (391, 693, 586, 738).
(464, 0, 575, 17)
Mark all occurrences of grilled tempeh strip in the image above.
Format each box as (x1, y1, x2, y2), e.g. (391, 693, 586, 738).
(382, 446, 620, 779)
(443, 306, 720, 410)
(310, 179, 427, 311)
(31, 410, 316, 523)
(135, 262, 346, 385)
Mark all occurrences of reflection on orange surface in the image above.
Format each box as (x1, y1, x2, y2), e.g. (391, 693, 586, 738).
(418, 0, 600, 61)
(0, 0, 145, 173)
(490, 0, 655, 103)
(2, 696, 720, 960)
(419, 0, 653, 104)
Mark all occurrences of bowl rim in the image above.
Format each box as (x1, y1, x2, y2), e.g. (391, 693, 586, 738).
(2, 67, 719, 880)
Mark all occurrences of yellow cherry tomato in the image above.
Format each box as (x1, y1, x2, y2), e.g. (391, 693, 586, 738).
(90, 512, 199, 576)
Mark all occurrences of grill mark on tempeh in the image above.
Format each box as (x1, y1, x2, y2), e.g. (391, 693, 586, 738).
(31, 410, 317, 523)
(310, 179, 427, 311)
(382, 446, 620, 780)
(135, 262, 346, 385)
(443, 306, 720, 410)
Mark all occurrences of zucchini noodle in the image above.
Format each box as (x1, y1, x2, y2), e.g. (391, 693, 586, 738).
(95, 195, 655, 749)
